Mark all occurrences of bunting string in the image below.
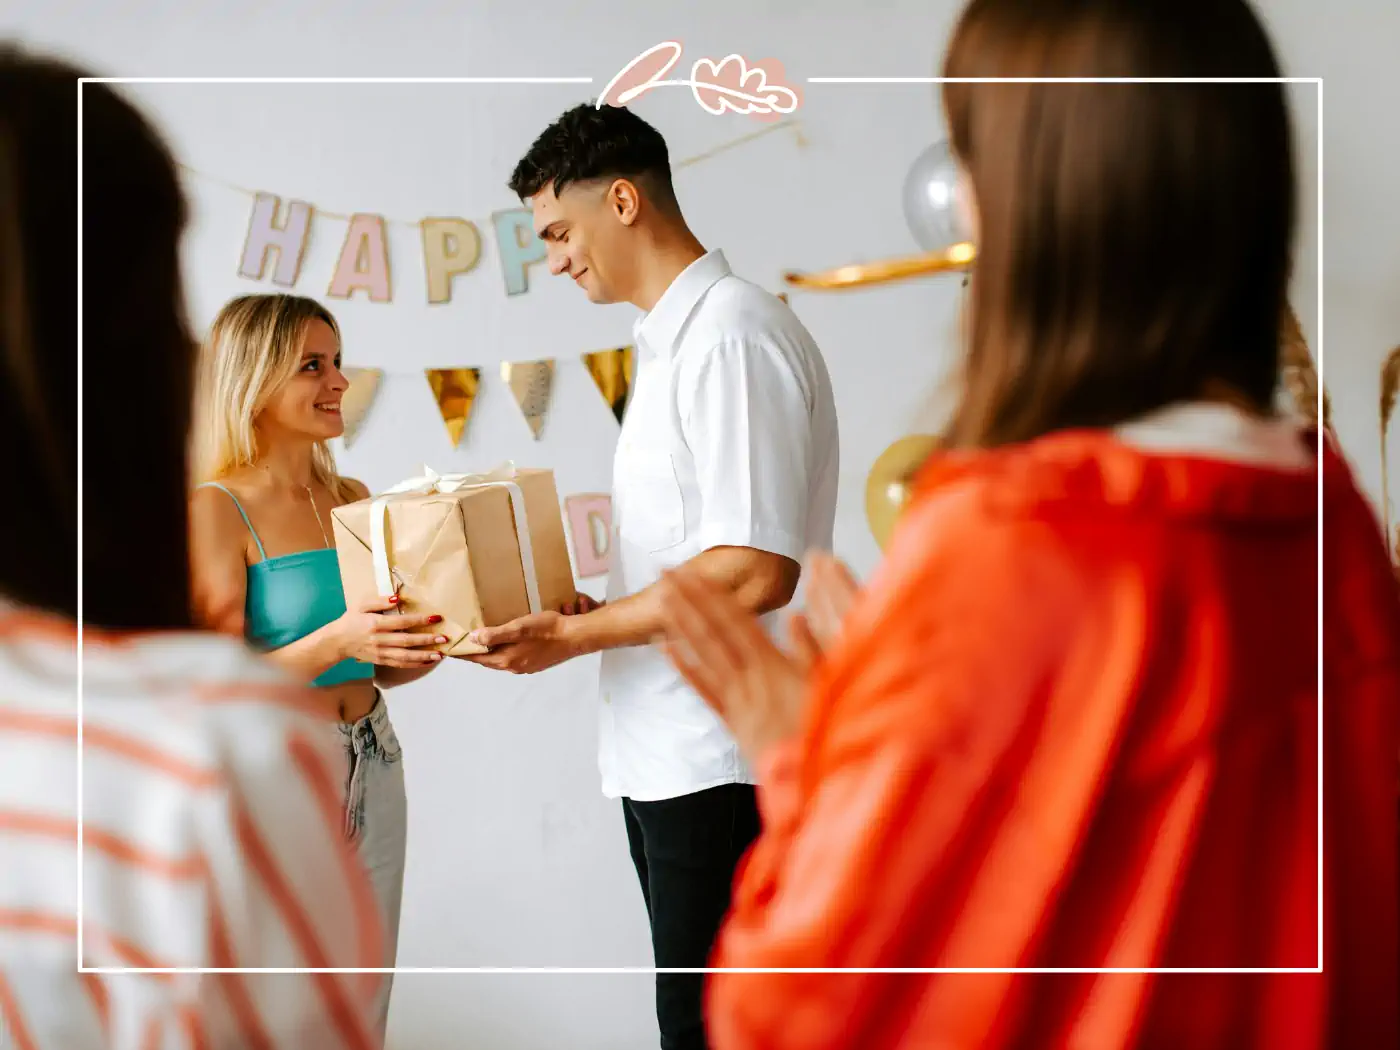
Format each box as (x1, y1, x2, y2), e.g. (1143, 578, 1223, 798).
(177, 118, 804, 228)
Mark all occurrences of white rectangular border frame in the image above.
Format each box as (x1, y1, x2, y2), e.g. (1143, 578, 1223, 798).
(76, 74, 1325, 976)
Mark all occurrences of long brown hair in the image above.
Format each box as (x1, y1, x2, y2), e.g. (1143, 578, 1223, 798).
(938, 0, 1295, 450)
(0, 49, 194, 629)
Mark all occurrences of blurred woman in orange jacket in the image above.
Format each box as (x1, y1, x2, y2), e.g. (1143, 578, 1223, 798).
(655, 0, 1400, 1047)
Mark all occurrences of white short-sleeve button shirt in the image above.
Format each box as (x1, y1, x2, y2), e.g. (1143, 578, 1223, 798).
(598, 250, 840, 801)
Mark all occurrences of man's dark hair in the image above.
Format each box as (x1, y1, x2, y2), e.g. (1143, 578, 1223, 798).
(508, 103, 677, 207)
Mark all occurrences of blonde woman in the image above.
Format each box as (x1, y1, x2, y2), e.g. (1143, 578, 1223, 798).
(189, 293, 442, 1038)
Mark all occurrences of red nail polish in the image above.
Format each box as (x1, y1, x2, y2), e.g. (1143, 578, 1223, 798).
(430, 615, 443, 623)
(388, 596, 400, 605)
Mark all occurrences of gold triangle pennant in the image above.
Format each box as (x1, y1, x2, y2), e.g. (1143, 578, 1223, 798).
(500, 359, 555, 440)
(425, 367, 481, 447)
(1279, 303, 1330, 431)
(580, 347, 634, 426)
(340, 367, 383, 449)
(1380, 343, 1400, 576)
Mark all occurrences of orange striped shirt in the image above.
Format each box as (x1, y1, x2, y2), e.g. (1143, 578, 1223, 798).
(0, 609, 384, 1050)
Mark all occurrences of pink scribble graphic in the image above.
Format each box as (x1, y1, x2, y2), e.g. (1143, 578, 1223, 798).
(598, 41, 801, 120)
(690, 55, 798, 122)
(599, 42, 683, 107)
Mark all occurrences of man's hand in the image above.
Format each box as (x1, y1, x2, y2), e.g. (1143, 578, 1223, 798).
(459, 611, 586, 674)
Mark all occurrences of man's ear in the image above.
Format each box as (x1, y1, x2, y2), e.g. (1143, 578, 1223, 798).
(608, 178, 642, 226)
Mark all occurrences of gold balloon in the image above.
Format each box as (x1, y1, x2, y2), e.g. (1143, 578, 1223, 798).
(865, 434, 939, 549)
(785, 242, 976, 291)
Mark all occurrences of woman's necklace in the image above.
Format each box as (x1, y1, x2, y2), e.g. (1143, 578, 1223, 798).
(305, 484, 332, 549)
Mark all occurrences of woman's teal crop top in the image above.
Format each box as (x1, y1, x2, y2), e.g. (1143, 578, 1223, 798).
(201, 483, 374, 688)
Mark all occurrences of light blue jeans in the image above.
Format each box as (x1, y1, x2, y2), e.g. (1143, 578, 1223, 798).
(337, 693, 406, 1044)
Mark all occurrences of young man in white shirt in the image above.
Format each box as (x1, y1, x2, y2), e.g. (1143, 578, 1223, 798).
(472, 103, 839, 1049)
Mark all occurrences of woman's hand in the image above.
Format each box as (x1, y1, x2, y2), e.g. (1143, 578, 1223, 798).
(561, 592, 604, 615)
(656, 568, 807, 764)
(336, 595, 447, 668)
(788, 552, 861, 671)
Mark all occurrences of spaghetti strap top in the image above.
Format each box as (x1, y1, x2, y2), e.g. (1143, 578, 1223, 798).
(202, 482, 269, 560)
(198, 482, 374, 688)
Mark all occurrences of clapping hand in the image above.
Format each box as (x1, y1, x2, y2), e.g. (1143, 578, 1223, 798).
(656, 552, 861, 762)
(788, 553, 860, 671)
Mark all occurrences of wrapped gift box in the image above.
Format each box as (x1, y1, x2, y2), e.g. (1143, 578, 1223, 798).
(331, 465, 577, 656)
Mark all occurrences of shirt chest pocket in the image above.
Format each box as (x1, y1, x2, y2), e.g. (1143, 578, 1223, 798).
(616, 450, 687, 553)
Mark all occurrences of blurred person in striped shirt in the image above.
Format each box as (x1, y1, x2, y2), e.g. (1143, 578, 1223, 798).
(0, 48, 387, 1049)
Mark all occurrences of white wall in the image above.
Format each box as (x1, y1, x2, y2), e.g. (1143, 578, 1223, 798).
(6, 1, 1393, 1047)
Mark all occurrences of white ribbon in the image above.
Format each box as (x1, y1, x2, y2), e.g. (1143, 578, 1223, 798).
(368, 463, 540, 614)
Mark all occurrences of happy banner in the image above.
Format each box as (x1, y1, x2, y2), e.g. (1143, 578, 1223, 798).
(239, 196, 542, 302)
(205, 118, 803, 305)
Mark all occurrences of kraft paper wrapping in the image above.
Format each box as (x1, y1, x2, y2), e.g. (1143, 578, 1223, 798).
(330, 466, 576, 655)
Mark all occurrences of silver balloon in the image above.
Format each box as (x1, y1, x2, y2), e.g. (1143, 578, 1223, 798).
(902, 140, 969, 252)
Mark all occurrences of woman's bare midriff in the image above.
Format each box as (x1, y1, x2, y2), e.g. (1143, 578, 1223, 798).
(318, 677, 379, 724)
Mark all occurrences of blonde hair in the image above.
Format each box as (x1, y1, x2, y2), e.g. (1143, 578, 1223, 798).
(193, 293, 343, 489)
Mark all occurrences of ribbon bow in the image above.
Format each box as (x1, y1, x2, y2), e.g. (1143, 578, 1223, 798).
(380, 461, 520, 496)
(369, 461, 540, 614)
